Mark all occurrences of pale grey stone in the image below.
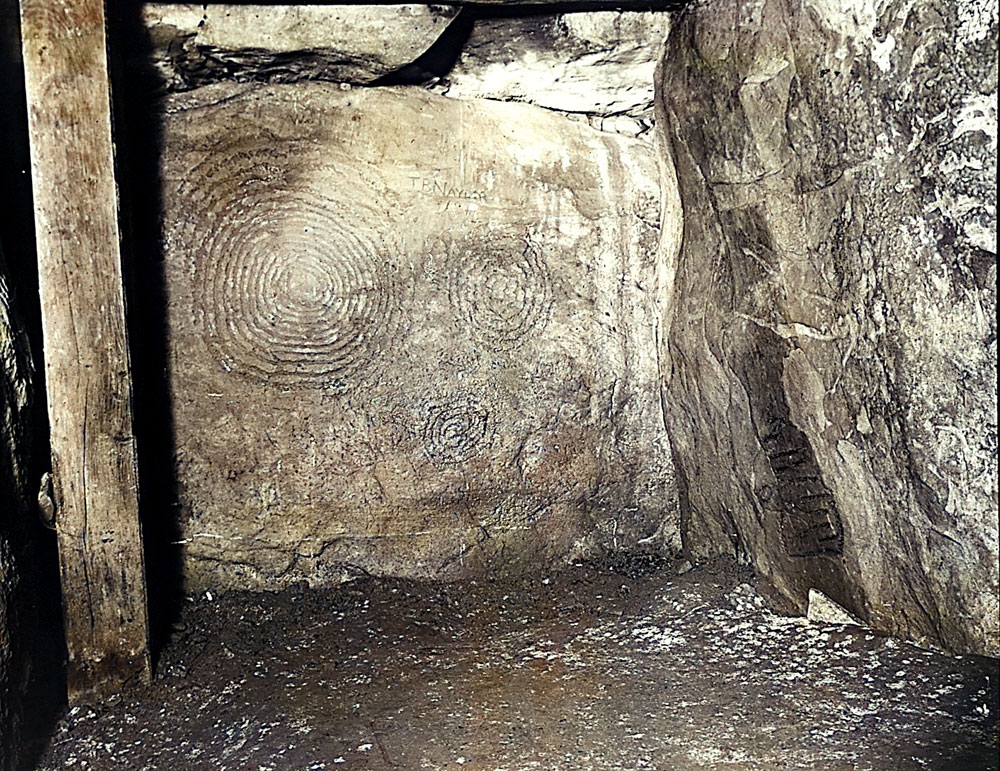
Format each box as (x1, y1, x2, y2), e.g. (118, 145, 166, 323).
(433, 12, 672, 131)
(807, 588, 862, 627)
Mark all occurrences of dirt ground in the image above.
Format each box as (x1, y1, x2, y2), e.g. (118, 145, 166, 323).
(35, 558, 999, 770)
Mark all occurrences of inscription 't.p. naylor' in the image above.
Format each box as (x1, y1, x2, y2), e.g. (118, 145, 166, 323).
(406, 171, 488, 201)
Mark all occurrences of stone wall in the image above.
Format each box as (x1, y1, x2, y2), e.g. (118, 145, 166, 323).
(658, 0, 997, 655)
(146, 1, 996, 654)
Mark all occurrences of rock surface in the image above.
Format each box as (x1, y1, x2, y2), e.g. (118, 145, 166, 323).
(141, 4, 460, 92)
(432, 11, 672, 135)
(160, 82, 681, 591)
(658, 0, 997, 656)
(807, 588, 862, 626)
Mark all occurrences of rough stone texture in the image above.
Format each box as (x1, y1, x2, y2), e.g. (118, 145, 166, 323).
(658, 0, 998, 656)
(431, 12, 672, 136)
(141, 4, 460, 93)
(161, 83, 681, 592)
(0, 249, 33, 771)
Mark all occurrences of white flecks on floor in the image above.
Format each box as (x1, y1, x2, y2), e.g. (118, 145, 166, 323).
(36, 559, 998, 770)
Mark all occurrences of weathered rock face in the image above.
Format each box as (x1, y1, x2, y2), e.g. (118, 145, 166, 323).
(161, 83, 681, 591)
(658, 0, 997, 655)
(141, 4, 460, 93)
(432, 11, 672, 135)
(1, 251, 33, 770)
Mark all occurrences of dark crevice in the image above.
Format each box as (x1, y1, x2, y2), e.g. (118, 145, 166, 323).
(0, 3, 66, 768)
(371, 8, 478, 87)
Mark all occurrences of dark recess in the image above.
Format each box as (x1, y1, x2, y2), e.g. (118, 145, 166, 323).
(108, 0, 185, 669)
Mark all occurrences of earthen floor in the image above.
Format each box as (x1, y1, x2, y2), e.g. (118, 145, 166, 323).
(36, 559, 999, 770)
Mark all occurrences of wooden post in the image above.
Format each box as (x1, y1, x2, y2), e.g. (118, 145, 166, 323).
(20, 0, 151, 700)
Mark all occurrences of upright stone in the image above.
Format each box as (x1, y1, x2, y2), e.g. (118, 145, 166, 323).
(657, 0, 997, 655)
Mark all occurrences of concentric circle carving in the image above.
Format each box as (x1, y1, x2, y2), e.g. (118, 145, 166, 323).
(448, 237, 554, 351)
(421, 396, 494, 466)
(178, 142, 406, 389)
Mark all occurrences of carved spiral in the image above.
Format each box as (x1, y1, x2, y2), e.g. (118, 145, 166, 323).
(180, 143, 405, 389)
(448, 238, 553, 351)
(422, 397, 494, 466)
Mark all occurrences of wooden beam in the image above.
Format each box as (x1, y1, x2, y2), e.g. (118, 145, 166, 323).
(20, 0, 151, 700)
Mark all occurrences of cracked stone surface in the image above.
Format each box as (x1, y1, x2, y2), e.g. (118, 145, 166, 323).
(140, 5, 679, 137)
(34, 560, 1000, 770)
(159, 82, 680, 592)
(657, 0, 998, 656)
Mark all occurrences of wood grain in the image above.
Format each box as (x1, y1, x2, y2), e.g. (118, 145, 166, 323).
(20, 0, 151, 700)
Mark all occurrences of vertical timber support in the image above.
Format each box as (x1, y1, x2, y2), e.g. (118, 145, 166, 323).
(19, 0, 151, 700)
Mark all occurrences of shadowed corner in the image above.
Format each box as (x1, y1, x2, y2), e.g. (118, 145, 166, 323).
(106, 0, 186, 673)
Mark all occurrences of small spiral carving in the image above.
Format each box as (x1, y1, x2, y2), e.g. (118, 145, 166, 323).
(448, 236, 554, 351)
(421, 396, 494, 466)
(178, 142, 406, 389)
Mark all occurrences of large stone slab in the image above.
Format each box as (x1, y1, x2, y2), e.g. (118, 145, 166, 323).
(161, 83, 679, 590)
(144, 5, 673, 136)
(142, 4, 460, 92)
(658, 0, 997, 655)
